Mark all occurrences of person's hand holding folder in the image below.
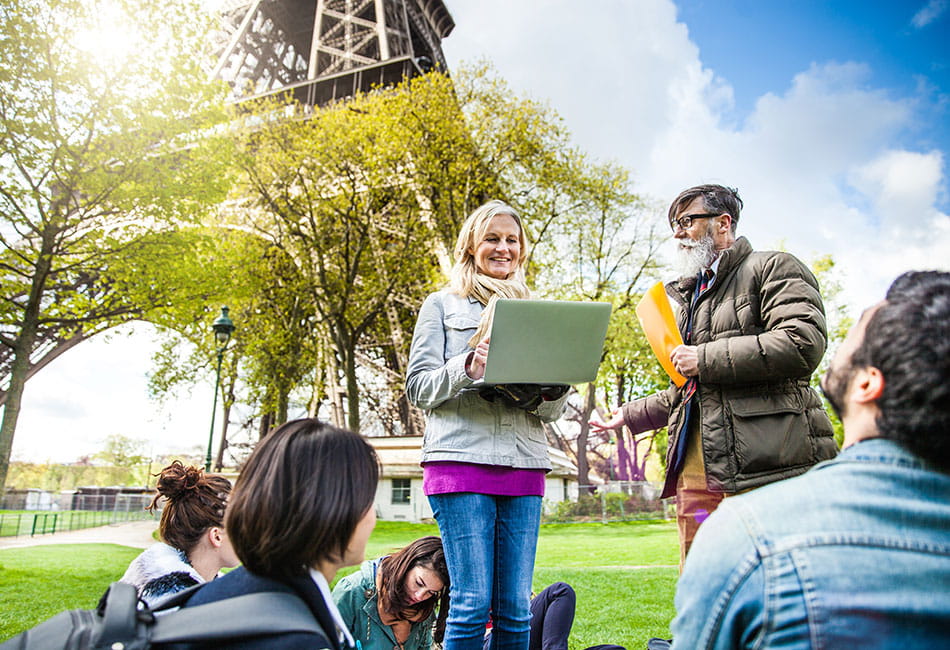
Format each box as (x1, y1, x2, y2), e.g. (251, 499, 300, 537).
(670, 344, 699, 377)
(636, 282, 688, 387)
(589, 283, 693, 434)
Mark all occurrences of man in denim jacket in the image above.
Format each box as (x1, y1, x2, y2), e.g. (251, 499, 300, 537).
(671, 270, 950, 649)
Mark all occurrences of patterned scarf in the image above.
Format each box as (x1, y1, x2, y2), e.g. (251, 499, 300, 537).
(466, 273, 531, 347)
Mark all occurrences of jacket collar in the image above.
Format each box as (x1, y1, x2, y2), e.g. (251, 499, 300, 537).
(836, 437, 928, 470)
(287, 573, 345, 650)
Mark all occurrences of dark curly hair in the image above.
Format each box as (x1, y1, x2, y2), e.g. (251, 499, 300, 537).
(853, 270, 950, 472)
(377, 536, 450, 642)
(148, 461, 231, 553)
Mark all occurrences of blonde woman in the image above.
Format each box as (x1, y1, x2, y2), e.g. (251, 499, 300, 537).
(405, 200, 569, 650)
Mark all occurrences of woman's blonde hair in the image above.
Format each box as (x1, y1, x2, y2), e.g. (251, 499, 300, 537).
(449, 200, 529, 299)
(447, 200, 531, 345)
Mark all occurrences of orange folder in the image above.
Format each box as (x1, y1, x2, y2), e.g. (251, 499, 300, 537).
(635, 282, 687, 387)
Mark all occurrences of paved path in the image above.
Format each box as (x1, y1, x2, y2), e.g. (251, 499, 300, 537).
(0, 519, 157, 550)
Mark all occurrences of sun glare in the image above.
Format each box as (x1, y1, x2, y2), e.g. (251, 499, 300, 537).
(70, 1, 144, 70)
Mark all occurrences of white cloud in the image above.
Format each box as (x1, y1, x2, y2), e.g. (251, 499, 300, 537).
(911, 0, 949, 29)
(443, 0, 950, 311)
(12, 323, 213, 464)
(850, 150, 944, 223)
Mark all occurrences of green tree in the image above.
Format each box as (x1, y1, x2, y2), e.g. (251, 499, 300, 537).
(524, 158, 665, 486)
(810, 254, 852, 446)
(93, 433, 148, 469)
(593, 298, 672, 482)
(0, 0, 232, 489)
(143, 64, 666, 448)
(228, 91, 438, 433)
(144, 227, 313, 467)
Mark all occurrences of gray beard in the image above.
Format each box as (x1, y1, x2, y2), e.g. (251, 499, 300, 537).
(676, 233, 719, 278)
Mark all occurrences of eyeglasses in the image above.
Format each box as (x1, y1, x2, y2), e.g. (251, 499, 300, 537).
(670, 213, 720, 231)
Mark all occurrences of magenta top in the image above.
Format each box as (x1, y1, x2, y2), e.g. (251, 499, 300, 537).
(422, 461, 546, 497)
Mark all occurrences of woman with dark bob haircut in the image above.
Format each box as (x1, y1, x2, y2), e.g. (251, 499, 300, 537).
(157, 418, 380, 650)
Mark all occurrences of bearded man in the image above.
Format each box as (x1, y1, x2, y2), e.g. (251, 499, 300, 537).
(591, 184, 837, 564)
(669, 272, 950, 648)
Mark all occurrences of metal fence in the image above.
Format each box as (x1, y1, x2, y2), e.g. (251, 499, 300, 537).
(0, 508, 155, 538)
(0, 490, 157, 538)
(543, 480, 674, 523)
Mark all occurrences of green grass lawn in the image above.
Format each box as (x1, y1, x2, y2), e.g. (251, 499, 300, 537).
(0, 520, 678, 648)
(0, 543, 142, 640)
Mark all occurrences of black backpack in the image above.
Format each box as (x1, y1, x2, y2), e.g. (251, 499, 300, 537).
(0, 581, 323, 649)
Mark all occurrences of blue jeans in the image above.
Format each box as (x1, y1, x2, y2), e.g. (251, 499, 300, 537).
(429, 493, 542, 650)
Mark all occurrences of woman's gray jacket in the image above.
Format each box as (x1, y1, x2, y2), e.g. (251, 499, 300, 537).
(406, 290, 567, 470)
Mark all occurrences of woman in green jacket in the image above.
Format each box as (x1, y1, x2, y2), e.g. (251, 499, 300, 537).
(333, 536, 449, 650)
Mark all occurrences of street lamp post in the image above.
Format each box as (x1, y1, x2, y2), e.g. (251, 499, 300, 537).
(206, 306, 235, 472)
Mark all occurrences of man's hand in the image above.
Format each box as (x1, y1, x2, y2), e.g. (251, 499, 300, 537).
(589, 409, 624, 433)
(670, 344, 700, 377)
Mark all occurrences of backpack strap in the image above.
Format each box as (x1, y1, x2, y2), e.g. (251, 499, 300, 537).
(149, 592, 325, 643)
(95, 582, 140, 644)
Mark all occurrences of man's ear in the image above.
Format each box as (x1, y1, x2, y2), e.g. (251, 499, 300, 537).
(850, 366, 885, 404)
(717, 214, 732, 233)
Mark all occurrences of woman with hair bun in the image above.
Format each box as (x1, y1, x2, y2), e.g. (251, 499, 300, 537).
(157, 418, 381, 649)
(118, 460, 238, 604)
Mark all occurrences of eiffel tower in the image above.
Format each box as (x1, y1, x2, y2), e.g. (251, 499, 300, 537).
(210, 0, 455, 105)
(0, 0, 455, 409)
(210, 1, 455, 438)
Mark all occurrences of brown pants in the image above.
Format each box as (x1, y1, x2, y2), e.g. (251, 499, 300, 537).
(675, 421, 728, 570)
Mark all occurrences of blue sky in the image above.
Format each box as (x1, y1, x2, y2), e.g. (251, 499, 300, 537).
(676, 0, 949, 163)
(11, 0, 950, 463)
(441, 0, 950, 308)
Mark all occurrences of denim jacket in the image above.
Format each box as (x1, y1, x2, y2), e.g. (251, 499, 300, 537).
(671, 438, 950, 649)
(405, 290, 567, 469)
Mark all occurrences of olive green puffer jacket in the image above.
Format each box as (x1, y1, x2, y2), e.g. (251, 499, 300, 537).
(624, 237, 837, 496)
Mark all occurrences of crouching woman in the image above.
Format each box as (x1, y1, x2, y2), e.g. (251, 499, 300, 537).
(333, 536, 449, 650)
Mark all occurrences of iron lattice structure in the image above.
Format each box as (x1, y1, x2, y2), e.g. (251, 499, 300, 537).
(1, 1, 455, 437)
(209, 1, 455, 438)
(210, 0, 455, 105)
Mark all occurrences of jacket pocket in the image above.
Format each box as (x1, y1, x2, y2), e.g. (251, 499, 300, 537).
(730, 392, 812, 475)
(444, 315, 479, 358)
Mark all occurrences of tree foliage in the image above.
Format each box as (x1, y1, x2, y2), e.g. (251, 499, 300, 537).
(517, 155, 666, 486)
(92, 433, 148, 468)
(0, 0, 233, 489)
(810, 253, 851, 446)
(227, 93, 439, 433)
(152, 62, 671, 473)
(221, 64, 633, 435)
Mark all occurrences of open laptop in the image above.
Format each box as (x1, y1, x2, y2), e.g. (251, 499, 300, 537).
(482, 299, 612, 385)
